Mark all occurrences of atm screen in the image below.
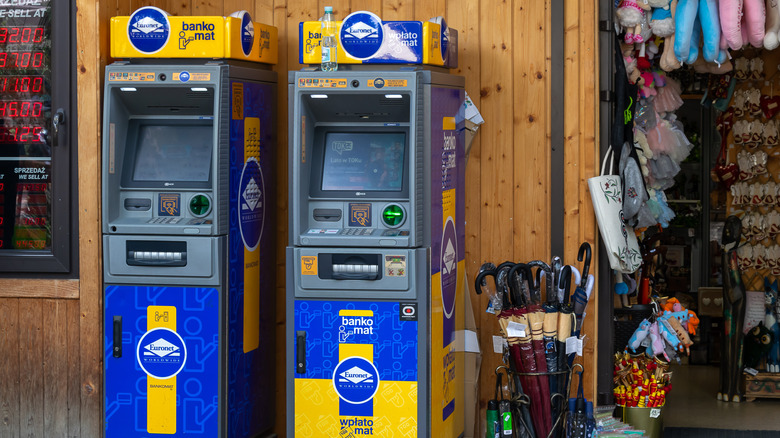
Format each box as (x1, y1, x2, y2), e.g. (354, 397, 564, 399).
(321, 132, 406, 192)
(130, 124, 213, 183)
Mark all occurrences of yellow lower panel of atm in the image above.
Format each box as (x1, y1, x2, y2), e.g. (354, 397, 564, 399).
(294, 379, 418, 437)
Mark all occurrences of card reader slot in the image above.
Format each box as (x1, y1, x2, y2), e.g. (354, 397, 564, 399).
(313, 208, 342, 222)
(318, 253, 382, 281)
(126, 240, 187, 267)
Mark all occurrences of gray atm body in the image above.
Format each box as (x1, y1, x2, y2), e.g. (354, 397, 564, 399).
(102, 60, 277, 438)
(287, 68, 466, 438)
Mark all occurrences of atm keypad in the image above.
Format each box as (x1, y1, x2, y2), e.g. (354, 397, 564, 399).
(341, 228, 374, 236)
(147, 217, 184, 224)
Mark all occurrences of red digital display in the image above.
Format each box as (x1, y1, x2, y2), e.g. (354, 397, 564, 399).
(0, 101, 44, 118)
(0, 27, 44, 44)
(0, 51, 44, 69)
(0, 76, 44, 93)
(0, 126, 44, 143)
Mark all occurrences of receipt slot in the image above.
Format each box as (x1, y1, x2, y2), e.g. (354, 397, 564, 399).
(101, 59, 277, 437)
(287, 68, 466, 437)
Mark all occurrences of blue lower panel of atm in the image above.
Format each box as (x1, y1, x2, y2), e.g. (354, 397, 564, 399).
(104, 285, 220, 437)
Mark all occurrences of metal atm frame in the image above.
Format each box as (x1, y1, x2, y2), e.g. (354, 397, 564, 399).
(102, 59, 277, 438)
(287, 67, 466, 438)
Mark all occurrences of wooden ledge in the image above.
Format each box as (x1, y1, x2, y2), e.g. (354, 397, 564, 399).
(0, 278, 79, 299)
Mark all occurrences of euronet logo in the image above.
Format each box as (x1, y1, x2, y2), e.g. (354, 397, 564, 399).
(144, 338, 181, 358)
(339, 366, 374, 384)
(132, 17, 164, 34)
(344, 21, 378, 39)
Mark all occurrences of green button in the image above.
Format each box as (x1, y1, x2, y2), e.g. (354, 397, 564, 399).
(382, 204, 404, 227)
(190, 194, 211, 216)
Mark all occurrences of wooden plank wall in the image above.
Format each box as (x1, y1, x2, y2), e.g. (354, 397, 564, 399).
(0, 1, 598, 437)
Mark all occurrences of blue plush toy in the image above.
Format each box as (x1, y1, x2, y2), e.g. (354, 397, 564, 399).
(674, 0, 728, 65)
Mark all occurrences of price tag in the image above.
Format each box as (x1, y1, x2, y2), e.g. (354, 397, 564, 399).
(506, 322, 526, 338)
(650, 408, 661, 419)
(566, 336, 577, 354)
(576, 338, 584, 356)
(493, 336, 507, 354)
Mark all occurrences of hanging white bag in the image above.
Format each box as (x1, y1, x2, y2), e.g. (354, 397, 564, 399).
(588, 145, 642, 273)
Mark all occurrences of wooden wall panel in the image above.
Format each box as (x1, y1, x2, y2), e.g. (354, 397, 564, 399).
(18, 300, 43, 438)
(0, 299, 20, 438)
(562, 0, 599, 402)
(43, 300, 69, 437)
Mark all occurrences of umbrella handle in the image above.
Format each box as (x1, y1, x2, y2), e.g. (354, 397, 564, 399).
(578, 242, 592, 288)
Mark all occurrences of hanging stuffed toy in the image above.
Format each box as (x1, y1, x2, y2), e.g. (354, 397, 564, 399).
(617, 0, 653, 43)
(744, 0, 767, 47)
(675, 0, 728, 64)
(765, 0, 780, 50)
(660, 0, 683, 71)
(649, 0, 675, 36)
(720, 0, 744, 49)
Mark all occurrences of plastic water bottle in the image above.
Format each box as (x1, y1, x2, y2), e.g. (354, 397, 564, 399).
(321, 6, 337, 71)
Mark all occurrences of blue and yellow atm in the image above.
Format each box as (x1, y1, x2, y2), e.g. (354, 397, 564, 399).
(287, 11, 465, 437)
(102, 8, 277, 437)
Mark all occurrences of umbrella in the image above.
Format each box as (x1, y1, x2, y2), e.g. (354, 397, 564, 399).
(526, 260, 554, 438)
(573, 242, 594, 336)
(478, 262, 540, 435)
(567, 366, 588, 438)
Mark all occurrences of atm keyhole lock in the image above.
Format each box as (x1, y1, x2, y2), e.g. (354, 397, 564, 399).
(112, 316, 122, 358)
(296, 331, 307, 374)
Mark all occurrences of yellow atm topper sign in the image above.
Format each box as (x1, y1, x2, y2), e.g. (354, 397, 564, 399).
(111, 7, 278, 64)
(299, 11, 458, 67)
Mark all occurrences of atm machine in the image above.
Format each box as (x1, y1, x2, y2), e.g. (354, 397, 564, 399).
(102, 8, 277, 438)
(287, 12, 466, 438)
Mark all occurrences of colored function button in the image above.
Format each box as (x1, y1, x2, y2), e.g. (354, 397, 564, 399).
(382, 204, 405, 227)
(190, 194, 211, 217)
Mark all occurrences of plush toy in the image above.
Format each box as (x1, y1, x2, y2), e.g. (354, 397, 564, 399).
(627, 318, 652, 352)
(648, 322, 670, 360)
(674, 0, 728, 64)
(617, 0, 654, 43)
(743, 322, 774, 368)
(649, 0, 675, 36)
(720, 0, 744, 50)
(622, 43, 642, 84)
(660, 0, 683, 71)
(638, 71, 657, 97)
(766, 0, 780, 50)
(744, 0, 767, 47)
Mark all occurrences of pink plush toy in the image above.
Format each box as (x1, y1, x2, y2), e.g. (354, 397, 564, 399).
(720, 0, 744, 50)
(649, 322, 670, 360)
(745, 0, 767, 47)
(765, 0, 780, 50)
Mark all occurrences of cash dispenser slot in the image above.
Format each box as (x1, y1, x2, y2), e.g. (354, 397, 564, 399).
(124, 198, 151, 211)
(319, 253, 382, 281)
(126, 240, 187, 267)
(312, 208, 342, 222)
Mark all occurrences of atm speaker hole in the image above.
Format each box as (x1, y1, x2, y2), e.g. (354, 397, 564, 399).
(110, 226, 117, 232)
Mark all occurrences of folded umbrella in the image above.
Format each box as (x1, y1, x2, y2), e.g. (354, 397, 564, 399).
(527, 260, 554, 437)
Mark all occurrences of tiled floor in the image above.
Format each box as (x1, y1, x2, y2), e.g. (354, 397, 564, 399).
(664, 364, 780, 431)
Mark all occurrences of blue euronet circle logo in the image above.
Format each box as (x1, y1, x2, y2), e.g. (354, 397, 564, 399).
(136, 327, 187, 379)
(239, 157, 264, 251)
(240, 12, 254, 55)
(339, 11, 383, 60)
(179, 71, 190, 82)
(127, 6, 171, 54)
(440, 18, 449, 59)
(332, 356, 380, 404)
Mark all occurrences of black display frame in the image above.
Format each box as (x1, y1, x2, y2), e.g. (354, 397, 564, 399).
(0, 0, 76, 275)
(309, 125, 411, 200)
